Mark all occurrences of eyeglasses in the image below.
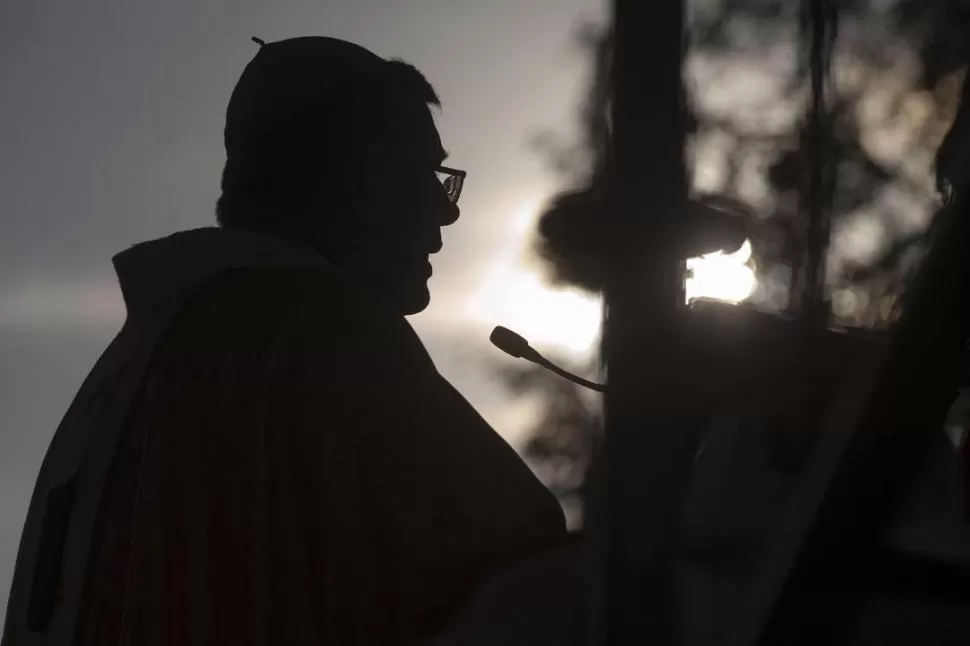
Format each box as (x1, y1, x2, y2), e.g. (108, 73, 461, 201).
(436, 166, 467, 204)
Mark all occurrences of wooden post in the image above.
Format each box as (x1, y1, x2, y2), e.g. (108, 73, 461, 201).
(605, 1, 696, 644)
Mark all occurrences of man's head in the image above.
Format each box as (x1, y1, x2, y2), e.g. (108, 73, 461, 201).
(217, 37, 462, 315)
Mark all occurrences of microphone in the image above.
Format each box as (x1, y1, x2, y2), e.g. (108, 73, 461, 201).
(489, 326, 607, 393)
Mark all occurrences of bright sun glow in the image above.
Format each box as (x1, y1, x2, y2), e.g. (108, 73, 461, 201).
(685, 239, 757, 304)
(468, 201, 602, 357)
(469, 269, 602, 355)
(470, 203, 756, 357)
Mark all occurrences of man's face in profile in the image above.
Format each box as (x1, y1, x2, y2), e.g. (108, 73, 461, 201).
(335, 98, 460, 315)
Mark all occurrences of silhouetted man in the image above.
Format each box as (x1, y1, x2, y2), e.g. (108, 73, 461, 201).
(3, 37, 569, 645)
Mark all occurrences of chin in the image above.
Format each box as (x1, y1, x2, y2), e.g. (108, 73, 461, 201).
(396, 285, 431, 316)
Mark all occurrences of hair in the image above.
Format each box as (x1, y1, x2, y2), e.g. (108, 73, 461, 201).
(215, 60, 440, 229)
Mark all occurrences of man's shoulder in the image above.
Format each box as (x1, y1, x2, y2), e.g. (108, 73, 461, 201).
(196, 265, 426, 358)
(204, 264, 349, 303)
(190, 264, 361, 323)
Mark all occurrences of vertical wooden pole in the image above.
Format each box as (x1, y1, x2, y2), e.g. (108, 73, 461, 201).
(606, 1, 695, 644)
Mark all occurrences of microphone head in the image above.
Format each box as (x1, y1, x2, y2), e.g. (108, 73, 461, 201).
(490, 325, 606, 392)
(490, 326, 534, 360)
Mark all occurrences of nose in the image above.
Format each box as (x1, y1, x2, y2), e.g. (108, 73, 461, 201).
(440, 200, 460, 227)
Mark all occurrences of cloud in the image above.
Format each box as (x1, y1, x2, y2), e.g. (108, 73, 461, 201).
(0, 275, 124, 333)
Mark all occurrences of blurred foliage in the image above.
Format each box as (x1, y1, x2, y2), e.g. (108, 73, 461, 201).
(510, 0, 970, 522)
(686, 0, 954, 323)
(534, 0, 970, 325)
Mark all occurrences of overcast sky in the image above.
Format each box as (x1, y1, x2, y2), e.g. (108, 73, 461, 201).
(0, 0, 604, 618)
